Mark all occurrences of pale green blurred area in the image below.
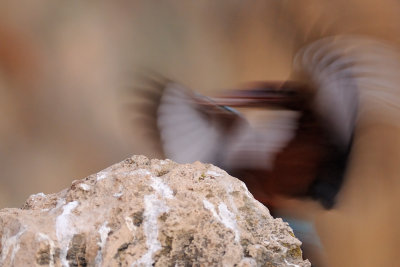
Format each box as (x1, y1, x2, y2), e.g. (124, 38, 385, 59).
(1, 1, 400, 266)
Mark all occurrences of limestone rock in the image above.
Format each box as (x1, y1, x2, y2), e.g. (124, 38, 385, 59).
(0, 155, 311, 267)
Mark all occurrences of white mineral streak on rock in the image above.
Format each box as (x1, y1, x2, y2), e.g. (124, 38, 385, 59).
(218, 177, 238, 213)
(285, 259, 301, 267)
(203, 199, 240, 242)
(95, 222, 111, 267)
(96, 171, 109, 181)
(31, 192, 46, 198)
(218, 203, 240, 242)
(206, 170, 222, 177)
(203, 199, 220, 219)
(132, 194, 168, 267)
(97, 166, 113, 181)
(132, 176, 174, 266)
(131, 169, 152, 176)
(28, 192, 46, 205)
(79, 183, 91, 191)
(262, 237, 270, 246)
(150, 177, 173, 199)
(37, 233, 55, 267)
(113, 192, 123, 198)
(0, 226, 26, 265)
(113, 185, 124, 198)
(125, 217, 136, 232)
(55, 201, 79, 267)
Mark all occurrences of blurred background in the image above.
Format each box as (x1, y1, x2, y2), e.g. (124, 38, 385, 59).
(1, 1, 400, 266)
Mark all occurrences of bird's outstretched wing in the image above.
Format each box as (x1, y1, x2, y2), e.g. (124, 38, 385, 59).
(293, 35, 400, 149)
(156, 82, 242, 166)
(131, 78, 299, 170)
(292, 35, 400, 207)
(293, 36, 359, 149)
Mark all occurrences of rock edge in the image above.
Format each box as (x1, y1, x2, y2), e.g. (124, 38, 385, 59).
(0, 155, 311, 267)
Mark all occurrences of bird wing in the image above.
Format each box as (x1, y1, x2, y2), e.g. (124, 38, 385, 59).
(293, 36, 359, 149)
(156, 82, 241, 165)
(132, 79, 299, 170)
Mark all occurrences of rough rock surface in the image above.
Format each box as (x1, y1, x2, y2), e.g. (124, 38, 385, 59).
(0, 155, 311, 267)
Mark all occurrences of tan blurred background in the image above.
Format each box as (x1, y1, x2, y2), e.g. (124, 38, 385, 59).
(1, 1, 400, 266)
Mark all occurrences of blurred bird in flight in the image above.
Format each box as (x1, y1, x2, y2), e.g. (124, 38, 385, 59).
(129, 36, 400, 266)
(131, 35, 387, 212)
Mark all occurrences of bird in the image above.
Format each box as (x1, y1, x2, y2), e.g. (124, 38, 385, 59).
(128, 35, 400, 213)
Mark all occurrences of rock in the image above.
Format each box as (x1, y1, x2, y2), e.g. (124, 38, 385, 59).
(0, 155, 311, 267)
